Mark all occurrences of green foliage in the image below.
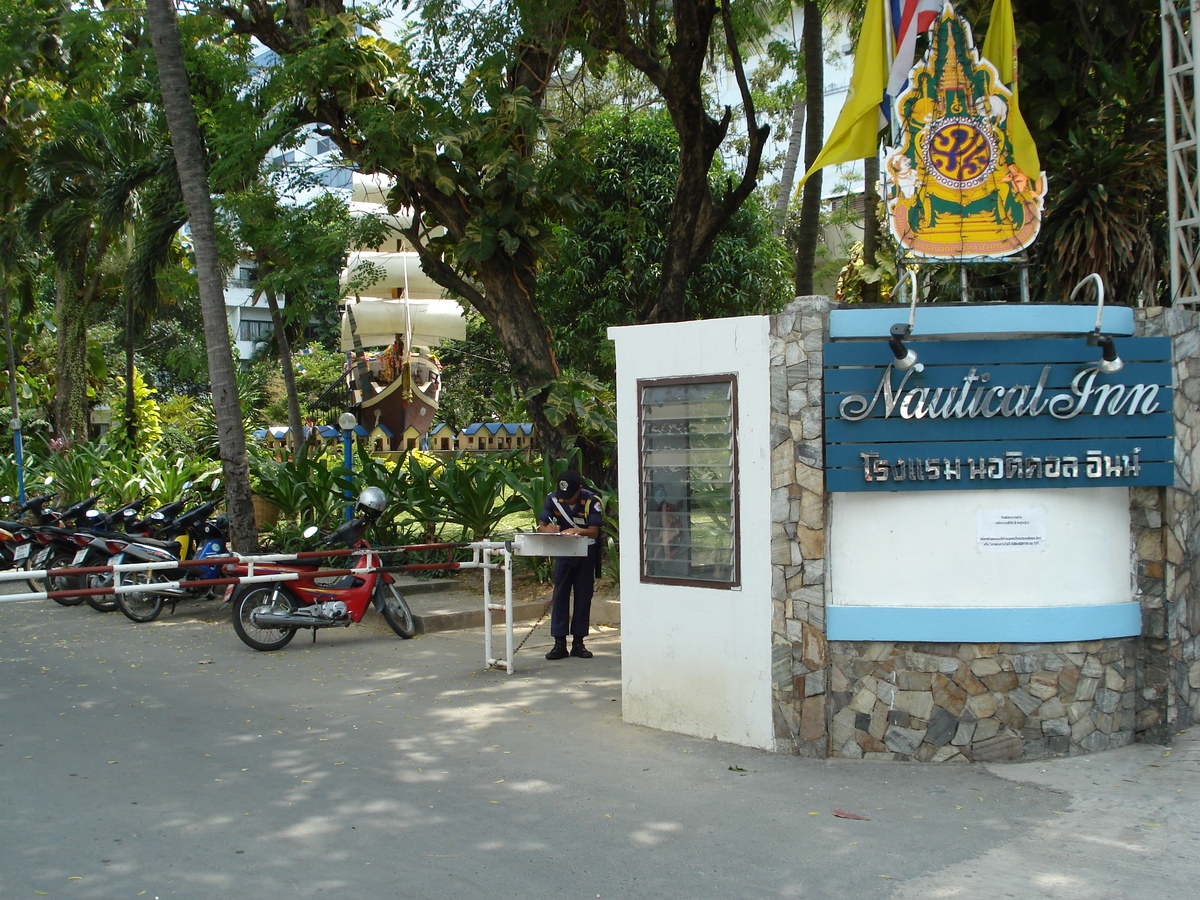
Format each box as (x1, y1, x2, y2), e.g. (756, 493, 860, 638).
(249, 448, 347, 529)
(107, 367, 163, 454)
(255, 346, 349, 424)
(525, 370, 615, 451)
(24, 438, 220, 510)
(536, 108, 792, 381)
(499, 446, 584, 533)
(127, 455, 221, 508)
(426, 453, 528, 542)
(435, 312, 523, 429)
(834, 241, 898, 303)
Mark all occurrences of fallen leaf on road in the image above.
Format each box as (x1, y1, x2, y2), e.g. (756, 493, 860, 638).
(834, 809, 869, 820)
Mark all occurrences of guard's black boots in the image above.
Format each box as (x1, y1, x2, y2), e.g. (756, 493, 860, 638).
(570, 638, 593, 659)
(546, 637, 569, 660)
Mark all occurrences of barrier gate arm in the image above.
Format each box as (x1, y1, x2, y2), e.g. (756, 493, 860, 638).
(1, 536, 584, 676)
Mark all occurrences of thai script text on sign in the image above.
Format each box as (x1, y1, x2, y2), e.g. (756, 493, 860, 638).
(859, 449, 1141, 483)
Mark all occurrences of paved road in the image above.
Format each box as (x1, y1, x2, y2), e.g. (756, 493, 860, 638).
(2, 595, 1198, 899)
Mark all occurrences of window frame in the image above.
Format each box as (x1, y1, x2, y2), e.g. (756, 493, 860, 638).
(637, 373, 741, 589)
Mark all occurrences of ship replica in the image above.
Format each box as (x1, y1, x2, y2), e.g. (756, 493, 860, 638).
(339, 174, 466, 439)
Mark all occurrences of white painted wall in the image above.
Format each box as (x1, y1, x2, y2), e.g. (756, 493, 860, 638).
(609, 316, 775, 749)
(830, 487, 1132, 608)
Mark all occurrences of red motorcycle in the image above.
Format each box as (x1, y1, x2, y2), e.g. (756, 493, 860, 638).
(225, 487, 416, 651)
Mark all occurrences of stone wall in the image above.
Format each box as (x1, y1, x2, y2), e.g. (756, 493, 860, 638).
(769, 297, 833, 756)
(1139, 307, 1200, 737)
(769, 300, 1200, 761)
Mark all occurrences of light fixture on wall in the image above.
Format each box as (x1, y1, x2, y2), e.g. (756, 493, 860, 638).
(888, 269, 924, 372)
(1070, 273, 1123, 374)
(889, 323, 921, 370)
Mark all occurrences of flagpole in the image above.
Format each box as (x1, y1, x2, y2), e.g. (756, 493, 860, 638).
(883, 0, 898, 144)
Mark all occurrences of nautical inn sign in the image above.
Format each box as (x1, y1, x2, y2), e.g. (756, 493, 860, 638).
(823, 337, 1174, 492)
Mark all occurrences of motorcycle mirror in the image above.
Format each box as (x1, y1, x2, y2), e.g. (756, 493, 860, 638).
(0, 495, 10, 504)
(123, 508, 136, 518)
(85, 509, 100, 520)
(302, 525, 320, 540)
(43, 475, 54, 485)
(181, 480, 194, 491)
(210, 478, 222, 492)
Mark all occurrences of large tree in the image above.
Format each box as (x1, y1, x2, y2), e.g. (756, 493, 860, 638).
(209, 0, 773, 454)
(580, 0, 772, 323)
(220, 177, 389, 462)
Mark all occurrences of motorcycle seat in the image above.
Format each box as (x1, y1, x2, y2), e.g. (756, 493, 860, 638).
(124, 536, 184, 552)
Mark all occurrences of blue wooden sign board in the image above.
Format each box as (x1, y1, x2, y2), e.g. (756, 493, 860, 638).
(823, 336, 1174, 492)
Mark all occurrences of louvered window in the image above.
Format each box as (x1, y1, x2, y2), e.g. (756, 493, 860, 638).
(639, 375, 739, 587)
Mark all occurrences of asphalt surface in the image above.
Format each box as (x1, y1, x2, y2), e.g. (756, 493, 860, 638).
(2, 590, 1199, 900)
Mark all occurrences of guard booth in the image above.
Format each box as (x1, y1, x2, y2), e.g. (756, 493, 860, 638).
(609, 299, 1200, 760)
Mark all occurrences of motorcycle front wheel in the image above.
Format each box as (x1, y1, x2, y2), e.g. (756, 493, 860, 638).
(232, 585, 298, 651)
(377, 581, 416, 638)
(85, 567, 119, 612)
(116, 568, 167, 623)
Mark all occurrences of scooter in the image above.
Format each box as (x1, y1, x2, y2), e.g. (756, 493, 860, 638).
(111, 501, 230, 623)
(0, 493, 55, 573)
(224, 487, 415, 651)
(24, 496, 101, 600)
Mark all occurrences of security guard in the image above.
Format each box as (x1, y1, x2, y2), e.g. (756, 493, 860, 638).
(537, 469, 603, 659)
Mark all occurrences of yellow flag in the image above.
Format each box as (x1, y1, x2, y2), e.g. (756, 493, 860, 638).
(980, 0, 1041, 177)
(796, 0, 888, 189)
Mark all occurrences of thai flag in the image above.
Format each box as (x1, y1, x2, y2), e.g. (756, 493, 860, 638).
(887, 0, 942, 106)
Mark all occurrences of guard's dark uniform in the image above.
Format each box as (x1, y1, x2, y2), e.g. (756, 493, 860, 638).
(538, 488, 604, 639)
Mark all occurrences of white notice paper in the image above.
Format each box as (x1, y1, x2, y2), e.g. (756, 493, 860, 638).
(977, 508, 1046, 552)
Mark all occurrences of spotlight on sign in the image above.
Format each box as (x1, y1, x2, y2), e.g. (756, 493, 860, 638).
(1090, 334, 1124, 374)
(888, 323, 923, 372)
(1070, 272, 1122, 374)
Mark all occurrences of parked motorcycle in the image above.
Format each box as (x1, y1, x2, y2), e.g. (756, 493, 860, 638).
(24, 496, 101, 600)
(55, 499, 157, 612)
(224, 487, 415, 651)
(112, 500, 230, 623)
(0, 492, 55, 574)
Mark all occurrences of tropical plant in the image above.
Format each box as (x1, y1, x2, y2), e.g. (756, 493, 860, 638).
(499, 447, 585, 532)
(41, 440, 106, 504)
(127, 454, 221, 508)
(248, 450, 345, 527)
(428, 454, 528, 542)
(834, 240, 898, 303)
(107, 367, 163, 453)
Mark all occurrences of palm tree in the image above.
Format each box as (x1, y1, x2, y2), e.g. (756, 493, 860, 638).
(144, 0, 259, 552)
(25, 98, 156, 442)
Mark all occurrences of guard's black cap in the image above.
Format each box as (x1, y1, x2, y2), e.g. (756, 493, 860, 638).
(554, 470, 584, 499)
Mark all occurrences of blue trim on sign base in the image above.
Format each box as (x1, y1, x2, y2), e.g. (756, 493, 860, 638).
(826, 603, 1142, 643)
(829, 305, 1136, 339)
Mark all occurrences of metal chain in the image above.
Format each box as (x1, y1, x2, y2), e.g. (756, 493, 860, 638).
(512, 597, 553, 656)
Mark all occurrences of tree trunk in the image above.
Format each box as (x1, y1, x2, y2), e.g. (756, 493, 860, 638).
(54, 264, 89, 444)
(124, 291, 137, 447)
(773, 93, 806, 238)
(861, 153, 880, 304)
(265, 286, 307, 464)
(469, 258, 567, 461)
(794, 0, 824, 296)
(145, 0, 259, 552)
